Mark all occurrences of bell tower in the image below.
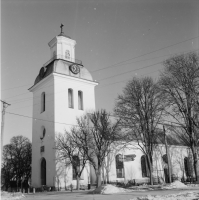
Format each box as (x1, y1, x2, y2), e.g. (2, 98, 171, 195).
(48, 24, 76, 62)
(29, 25, 98, 189)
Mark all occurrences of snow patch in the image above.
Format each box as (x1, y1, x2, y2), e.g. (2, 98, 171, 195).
(1, 192, 25, 200)
(130, 192, 199, 200)
(100, 184, 128, 194)
(161, 180, 187, 189)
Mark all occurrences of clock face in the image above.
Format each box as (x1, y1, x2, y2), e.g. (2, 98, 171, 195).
(69, 64, 80, 74)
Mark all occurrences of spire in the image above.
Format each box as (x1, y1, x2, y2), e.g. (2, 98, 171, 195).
(58, 23, 71, 39)
(60, 23, 64, 34)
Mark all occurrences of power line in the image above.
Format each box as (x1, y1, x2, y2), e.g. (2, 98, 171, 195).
(98, 49, 199, 82)
(4, 49, 199, 108)
(0, 83, 32, 92)
(97, 69, 160, 89)
(4, 47, 199, 103)
(5, 111, 79, 127)
(91, 36, 199, 73)
(92, 49, 199, 73)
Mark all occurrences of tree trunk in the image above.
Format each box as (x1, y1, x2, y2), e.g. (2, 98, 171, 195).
(76, 176, 80, 190)
(147, 154, 153, 185)
(163, 126, 172, 183)
(96, 167, 102, 187)
(102, 164, 106, 184)
(106, 168, 110, 184)
(191, 146, 199, 181)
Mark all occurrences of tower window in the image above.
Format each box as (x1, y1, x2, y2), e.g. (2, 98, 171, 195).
(41, 92, 45, 113)
(65, 50, 70, 60)
(115, 154, 124, 178)
(68, 89, 74, 108)
(40, 127, 46, 140)
(78, 91, 83, 110)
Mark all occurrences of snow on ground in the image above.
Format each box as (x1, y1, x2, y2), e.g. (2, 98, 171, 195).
(101, 184, 128, 194)
(130, 192, 199, 200)
(92, 184, 128, 194)
(1, 192, 25, 200)
(186, 183, 199, 187)
(161, 181, 188, 189)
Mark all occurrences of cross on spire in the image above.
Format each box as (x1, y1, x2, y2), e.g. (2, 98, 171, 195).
(60, 23, 64, 34)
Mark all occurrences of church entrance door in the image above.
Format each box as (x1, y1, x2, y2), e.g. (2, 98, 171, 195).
(41, 158, 46, 185)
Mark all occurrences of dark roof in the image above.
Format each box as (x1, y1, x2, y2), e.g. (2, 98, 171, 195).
(156, 130, 187, 146)
(57, 32, 71, 39)
(122, 128, 187, 146)
(32, 59, 94, 87)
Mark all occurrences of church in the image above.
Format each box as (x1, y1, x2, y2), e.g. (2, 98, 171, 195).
(29, 26, 193, 190)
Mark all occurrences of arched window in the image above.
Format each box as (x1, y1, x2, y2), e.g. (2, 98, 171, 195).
(78, 91, 83, 110)
(68, 89, 74, 108)
(40, 127, 46, 140)
(115, 154, 124, 178)
(162, 154, 169, 183)
(184, 157, 189, 177)
(41, 92, 45, 112)
(141, 155, 148, 177)
(65, 50, 70, 60)
(72, 155, 80, 180)
(41, 157, 46, 185)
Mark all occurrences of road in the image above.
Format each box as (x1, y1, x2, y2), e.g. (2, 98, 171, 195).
(24, 188, 199, 200)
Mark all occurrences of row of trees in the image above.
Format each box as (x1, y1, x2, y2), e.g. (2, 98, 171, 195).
(56, 110, 121, 189)
(56, 52, 199, 188)
(1, 136, 32, 191)
(3, 52, 198, 190)
(115, 52, 199, 184)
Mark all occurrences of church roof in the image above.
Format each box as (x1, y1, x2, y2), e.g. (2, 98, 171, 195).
(122, 128, 187, 146)
(57, 32, 71, 39)
(34, 59, 94, 85)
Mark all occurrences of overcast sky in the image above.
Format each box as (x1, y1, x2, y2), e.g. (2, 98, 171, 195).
(1, 0, 199, 144)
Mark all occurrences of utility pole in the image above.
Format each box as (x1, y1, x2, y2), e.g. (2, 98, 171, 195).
(1, 100, 11, 156)
(163, 125, 172, 183)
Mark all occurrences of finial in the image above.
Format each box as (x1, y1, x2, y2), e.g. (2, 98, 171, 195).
(60, 23, 64, 34)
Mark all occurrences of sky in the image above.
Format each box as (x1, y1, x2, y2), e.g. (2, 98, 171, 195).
(1, 0, 199, 145)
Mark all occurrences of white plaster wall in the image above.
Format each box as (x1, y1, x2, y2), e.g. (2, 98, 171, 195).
(107, 144, 146, 183)
(31, 71, 97, 189)
(31, 75, 55, 188)
(53, 73, 97, 187)
(49, 37, 76, 61)
(54, 73, 97, 134)
(155, 145, 189, 181)
(106, 143, 190, 184)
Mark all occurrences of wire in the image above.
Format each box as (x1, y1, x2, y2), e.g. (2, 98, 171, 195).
(97, 69, 160, 89)
(6, 111, 79, 127)
(91, 50, 190, 73)
(91, 36, 199, 73)
(0, 83, 33, 92)
(98, 49, 199, 82)
(5, 49, 199, 107)
(6, 111, 180, 130)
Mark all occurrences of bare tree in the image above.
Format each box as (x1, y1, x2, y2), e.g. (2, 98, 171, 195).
(1, 136, 31, 191)
(55, 131, 87, 190)
(114, 77, 166, 185)
(73, 110, 121, 187)
(159, 52, 199, 181)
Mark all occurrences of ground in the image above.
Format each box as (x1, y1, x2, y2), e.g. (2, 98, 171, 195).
(1, 182, 199, 200)
(3, 189, 199, 200)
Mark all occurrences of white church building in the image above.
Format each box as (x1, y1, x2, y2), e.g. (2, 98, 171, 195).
(29, 27, 194, 190)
